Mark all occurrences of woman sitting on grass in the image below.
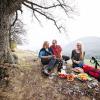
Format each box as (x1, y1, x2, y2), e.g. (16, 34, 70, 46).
(39, 41, 53, 65)
(39, 41, 56, 75)
(71, 41, 85, 68)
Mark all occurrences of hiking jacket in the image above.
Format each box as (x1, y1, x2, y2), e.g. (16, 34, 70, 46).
(39, 48, 53, 58)
(50, 45, 62, 58)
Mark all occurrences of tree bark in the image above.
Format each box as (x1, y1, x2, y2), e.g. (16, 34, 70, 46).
(0, 9, 14, 64)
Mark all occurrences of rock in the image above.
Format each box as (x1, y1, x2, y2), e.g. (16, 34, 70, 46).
(88, 80, 98, 89)
(4, 63, 10, 67)
(12, 54, 18, 64)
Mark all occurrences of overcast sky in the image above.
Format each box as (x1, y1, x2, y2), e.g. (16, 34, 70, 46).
(18, 0, 100, 51)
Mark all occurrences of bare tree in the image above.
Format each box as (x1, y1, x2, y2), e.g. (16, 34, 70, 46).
(10, 18, 26, 46)
(0, 0, 74, 63)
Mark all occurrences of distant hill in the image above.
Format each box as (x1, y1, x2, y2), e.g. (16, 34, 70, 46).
(63, 36, 100, 58)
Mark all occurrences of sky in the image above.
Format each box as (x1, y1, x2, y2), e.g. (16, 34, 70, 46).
(18, 0, 100, 51)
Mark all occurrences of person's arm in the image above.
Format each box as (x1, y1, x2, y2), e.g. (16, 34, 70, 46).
(39, 50, 52, 59)
(71, 50, 74, 61)
(71, 50, 78, 63)
(49, 48, 54, 55)
(83, 51, 85, 60)
(58, 45, 63, 59)
(49, 48, 57, 59)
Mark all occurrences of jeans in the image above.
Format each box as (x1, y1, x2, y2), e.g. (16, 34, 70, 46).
(73, 61, 84, 68)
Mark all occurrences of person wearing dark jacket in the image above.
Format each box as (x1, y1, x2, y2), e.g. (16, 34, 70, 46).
(71, 41, 85, 68)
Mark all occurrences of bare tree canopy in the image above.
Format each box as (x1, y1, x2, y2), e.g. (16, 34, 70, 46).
(0, 0, 74, 63)
(22, 0, 74, 32)
(10, 18, 26, 45)
(1, 0, 74, 32)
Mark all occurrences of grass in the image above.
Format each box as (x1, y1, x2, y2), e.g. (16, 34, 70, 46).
(84, 59, 100, 69)
(84, 59, 92, 65)
(13, 49, 38, 69)
(14, 49, 100, 70)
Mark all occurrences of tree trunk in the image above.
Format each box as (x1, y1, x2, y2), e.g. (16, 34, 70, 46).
(0, 10, 15, 64)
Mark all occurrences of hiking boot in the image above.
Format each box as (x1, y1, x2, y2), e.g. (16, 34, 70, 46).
(43, 69, 50, 76)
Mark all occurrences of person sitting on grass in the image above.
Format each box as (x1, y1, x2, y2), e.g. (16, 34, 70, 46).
(39, 41, 53, 65)
(50, 39, 70, 72)
(50, 40, 62, 59)
(39, 41, 57, 75)
(71, 41, 85, 68)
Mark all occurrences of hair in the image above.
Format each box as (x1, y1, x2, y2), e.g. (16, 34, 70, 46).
(52, 39, 57, 44)
(43, 41, 49, 48)
(76, 41, 84, 60)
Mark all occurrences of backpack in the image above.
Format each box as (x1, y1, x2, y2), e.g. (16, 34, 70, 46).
(83, 64, 100, 81)
(57, 60, 63, 72)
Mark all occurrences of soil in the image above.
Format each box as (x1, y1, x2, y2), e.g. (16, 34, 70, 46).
(0, 50, 100, 100)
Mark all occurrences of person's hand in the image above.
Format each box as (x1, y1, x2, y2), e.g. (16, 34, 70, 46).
(77, 61, 80, 64)
(73, 60, 80, 64)
(53, 55, 56, 59)
(47, 55, 53, 58)
(75, 61, 81, 64)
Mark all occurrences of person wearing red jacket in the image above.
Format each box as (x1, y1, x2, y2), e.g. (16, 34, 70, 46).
(50, 40, 62, 59)
(50, 40, 70, 72)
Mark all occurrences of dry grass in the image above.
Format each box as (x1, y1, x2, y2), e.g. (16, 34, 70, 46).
(0, 49, 100, 100)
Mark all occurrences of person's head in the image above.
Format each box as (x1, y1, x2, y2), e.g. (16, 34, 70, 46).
(43, 41, 49, 49)
(52, 39, 57, 46)
(76, 41, 84, 59)
(76, 41, 83, 51)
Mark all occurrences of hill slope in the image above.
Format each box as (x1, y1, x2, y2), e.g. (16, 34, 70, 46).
(63, 36, 100, 58)
(0, 50, 100, 100)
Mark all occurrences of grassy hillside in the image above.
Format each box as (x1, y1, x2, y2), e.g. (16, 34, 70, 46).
(0, 49, 100, 100)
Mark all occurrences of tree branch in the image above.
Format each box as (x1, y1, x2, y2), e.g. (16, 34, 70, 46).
(23, 2, 61, 32)
(22, 0, 74, 32)
(25, 0, 66, 9)
(10, 11, 18, 27)
(31, 3, 41, 25)
(57, 0, 72, 17)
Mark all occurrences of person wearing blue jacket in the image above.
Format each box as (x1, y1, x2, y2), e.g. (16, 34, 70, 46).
(39, 41, 54, 65)
(39, 41, 57, 75)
